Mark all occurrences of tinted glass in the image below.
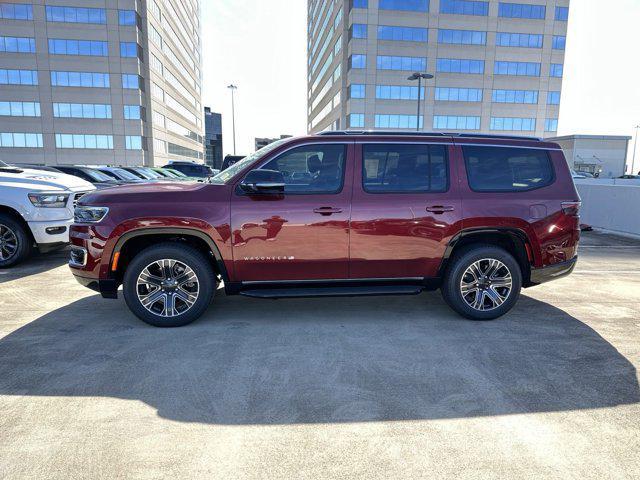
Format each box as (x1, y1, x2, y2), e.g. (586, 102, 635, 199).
(463, 147, 554, 191)
(363, 144, 448, 193)
(260, 144, 347, 194)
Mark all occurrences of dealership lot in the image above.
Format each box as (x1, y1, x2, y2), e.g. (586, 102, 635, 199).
(0, 231, 638, 479)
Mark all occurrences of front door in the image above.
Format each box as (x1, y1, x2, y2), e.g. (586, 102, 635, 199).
(230, 142, 353, 282)
(349, 142, 462, 279)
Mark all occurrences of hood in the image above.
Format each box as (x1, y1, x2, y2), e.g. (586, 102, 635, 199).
(0, 166, 95, 192)
(79, 180, 215, 206)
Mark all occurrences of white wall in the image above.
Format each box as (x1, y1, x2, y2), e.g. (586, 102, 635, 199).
(575, 181, 640, 236)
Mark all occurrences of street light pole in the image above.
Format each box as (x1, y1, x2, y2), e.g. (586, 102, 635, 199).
(632, 125, 640, 175)
(408, 72, 434, 131)
(227, 84, 238, 155)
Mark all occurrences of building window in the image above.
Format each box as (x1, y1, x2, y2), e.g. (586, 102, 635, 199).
(118, 10, 137, 26)
(351, 54, 367, 69)
(48, 39, 107, 56)
(550, 64, 564, 77)
(437, 58, 484, 74)
(125, 136, 143, 150)
(494, 61, 541, 76)
(0, 69, 38, 85)
(547, 91, 561, 105)
(152, 83, 164, 100)
(351, 24, 367, 39)
(150, 53, 163, 74)
(490, 117, 536, 131)
(55, 134, 113, 149)
(50, 71, 110, 88)
(153, 138, 166, 153)
(552, 35, 566, 50)
(333, 64, 341, 82)
(53, 103, 112, 119)
(45, 6, 106, 24)
(438, 29, 486, 45)
(122, 74, 140, 89)
(378, 26, 427, 42)
(433, 115, 480, 130)
(492, 89, 539, 104)
(335, 35, 342, 55)
(498, 2, 546, 19)
(379, 0, 429, 12)
(439, 0, 488, 16)
(545, 118, 558, 131)
(376, 85, 423, 100)
(149, 25, 163, 47)
(120, 42, 139, 58)
(351, 0, 368, 8)
(375, 114, 423, 129)
(350, 84, 366, 98)
(377, 55, 426, 71)
(152, 110, 165, 128)
(350, 113, 365, 128)
(0, 101, 40, 117)
(0, 3, 33, 20)
(168, 142, 202, 160)
(555, 6, 569, 21)
(496, 32, 543, 48)
(0, 132, 43, 148)
(435, 87, 482, 102)
(0, 36, 35, 53)
(149, 0, 161, 19)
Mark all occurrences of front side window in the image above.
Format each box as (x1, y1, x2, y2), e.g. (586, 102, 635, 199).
(463, 147, 554, 192)
(259, 144, 347, 194)
(363, 144, 448, 193)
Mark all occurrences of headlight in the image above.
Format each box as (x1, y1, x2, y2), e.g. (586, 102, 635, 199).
(74, 206, 109, 223)
(28, 192, 70, 208)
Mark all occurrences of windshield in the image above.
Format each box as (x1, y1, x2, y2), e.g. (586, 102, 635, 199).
(110, 168, 139, 181)
(166, 168, 188, 178)
(212, 138, 290, 183)
(83, 168, 116, 182)
(140, 167, 162, 179)
(0, 160, 8, 167)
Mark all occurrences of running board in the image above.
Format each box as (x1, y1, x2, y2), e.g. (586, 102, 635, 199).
(239, 285, 424, 299)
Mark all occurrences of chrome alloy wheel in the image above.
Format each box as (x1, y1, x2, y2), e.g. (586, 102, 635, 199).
(460, 258, 513, 312)
(136, 259, 200, 318)
(0, 224, 19, 261)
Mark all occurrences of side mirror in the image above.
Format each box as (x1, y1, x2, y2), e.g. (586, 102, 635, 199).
(239, 169, 285, 194)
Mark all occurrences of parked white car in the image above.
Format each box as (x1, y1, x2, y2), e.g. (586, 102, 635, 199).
(0, 160, 95, 267)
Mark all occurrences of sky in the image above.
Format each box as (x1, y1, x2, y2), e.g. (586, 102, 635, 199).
(202, 0, 640, 163)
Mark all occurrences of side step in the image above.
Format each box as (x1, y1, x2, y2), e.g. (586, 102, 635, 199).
(239, 285, 423, 299)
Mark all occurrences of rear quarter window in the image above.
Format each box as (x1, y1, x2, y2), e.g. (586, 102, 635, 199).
(463, 146, 554, 192)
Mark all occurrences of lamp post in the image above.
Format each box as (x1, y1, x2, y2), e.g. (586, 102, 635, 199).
(407, 72, 434, 131)
(227, 84, 238, 155)
(632, 125, 640, 175)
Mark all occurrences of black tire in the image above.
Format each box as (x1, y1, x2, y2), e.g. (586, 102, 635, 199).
(0, 213, 31, 268)
(122, 242, 215, 327)
(441, 244, 522, 321)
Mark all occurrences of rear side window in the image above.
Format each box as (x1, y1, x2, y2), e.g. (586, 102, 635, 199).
(463, 146, 554, 192)
(362, 144, 448, 193)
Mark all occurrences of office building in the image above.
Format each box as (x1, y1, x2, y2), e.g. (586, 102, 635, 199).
(547, 134, 632, 178)
(0, 0, 203, 166)
(307, 0, 569, 138)
(204, 107, 222, 168)
(255, 135, 292, 151)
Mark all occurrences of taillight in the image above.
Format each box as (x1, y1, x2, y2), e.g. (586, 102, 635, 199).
(561, 201, 581, 216)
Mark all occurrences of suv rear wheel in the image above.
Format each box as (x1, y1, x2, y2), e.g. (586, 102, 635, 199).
(0, 214, 31, 268)
(442, 245, 522, 320)
(123, 243, 215, 327)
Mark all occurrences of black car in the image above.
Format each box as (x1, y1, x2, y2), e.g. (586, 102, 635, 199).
(221, 155, 245, 171)
(53, 166, 125, 189)
(163, 161, 215, 178)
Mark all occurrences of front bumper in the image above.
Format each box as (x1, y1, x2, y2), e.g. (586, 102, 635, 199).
(28, 217, 73, 245)
(529, 256, 577, 286)
(72, 272, 119, 299)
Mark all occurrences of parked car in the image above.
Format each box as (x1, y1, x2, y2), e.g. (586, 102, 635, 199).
(120, 166, 164, 181)
(95, 166, 145, 184)
(164, 161, 215, 179)
(53, 166, 125, 189)
(70, 132, 581, 327)
(11, 164, 64, 174)
(617, 174, 639, 179)
(221, 155, 245, 171)
(0, 160, 94, 267)
(162, 167, 199, 182)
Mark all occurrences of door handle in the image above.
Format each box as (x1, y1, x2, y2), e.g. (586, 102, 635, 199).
(313, 207, 343, 216)
(426, 205, 455, 214)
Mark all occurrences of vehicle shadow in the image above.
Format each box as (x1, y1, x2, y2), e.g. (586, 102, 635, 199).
(0, 248, 69, 284)
(0, 291, 637, 425)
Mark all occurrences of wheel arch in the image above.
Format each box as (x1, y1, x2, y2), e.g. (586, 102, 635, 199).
(0, 205, 34, 244)
(439, 228, 533, 286)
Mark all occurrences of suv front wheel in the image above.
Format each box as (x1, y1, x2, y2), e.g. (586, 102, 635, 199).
(123, 243, 216, 327)
(441, 245, 522, 320)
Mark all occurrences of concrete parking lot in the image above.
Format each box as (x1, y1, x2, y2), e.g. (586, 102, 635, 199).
(0, 231, 638, 479)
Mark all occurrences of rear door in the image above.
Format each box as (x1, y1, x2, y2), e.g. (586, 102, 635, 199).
(230, 141, 354, 281)
(349, 141, 462, 279)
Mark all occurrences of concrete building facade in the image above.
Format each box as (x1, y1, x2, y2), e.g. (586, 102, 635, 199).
(255, 135, 293, 151)
(0, 0, 203, 167)
(547, 134, 632, 178)
(307, 0, 569, 138)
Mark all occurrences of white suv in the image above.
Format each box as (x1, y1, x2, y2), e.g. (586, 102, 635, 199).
(0, 161, 94, 267)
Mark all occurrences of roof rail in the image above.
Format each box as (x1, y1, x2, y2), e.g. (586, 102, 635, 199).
(316, 130, 542, 141)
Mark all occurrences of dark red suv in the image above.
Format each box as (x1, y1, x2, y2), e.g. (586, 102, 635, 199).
(69, 132, 580, 327)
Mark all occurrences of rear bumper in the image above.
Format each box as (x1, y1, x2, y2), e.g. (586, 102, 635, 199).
(72, 272, 119, 299)
(528, 256, 577, 286)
